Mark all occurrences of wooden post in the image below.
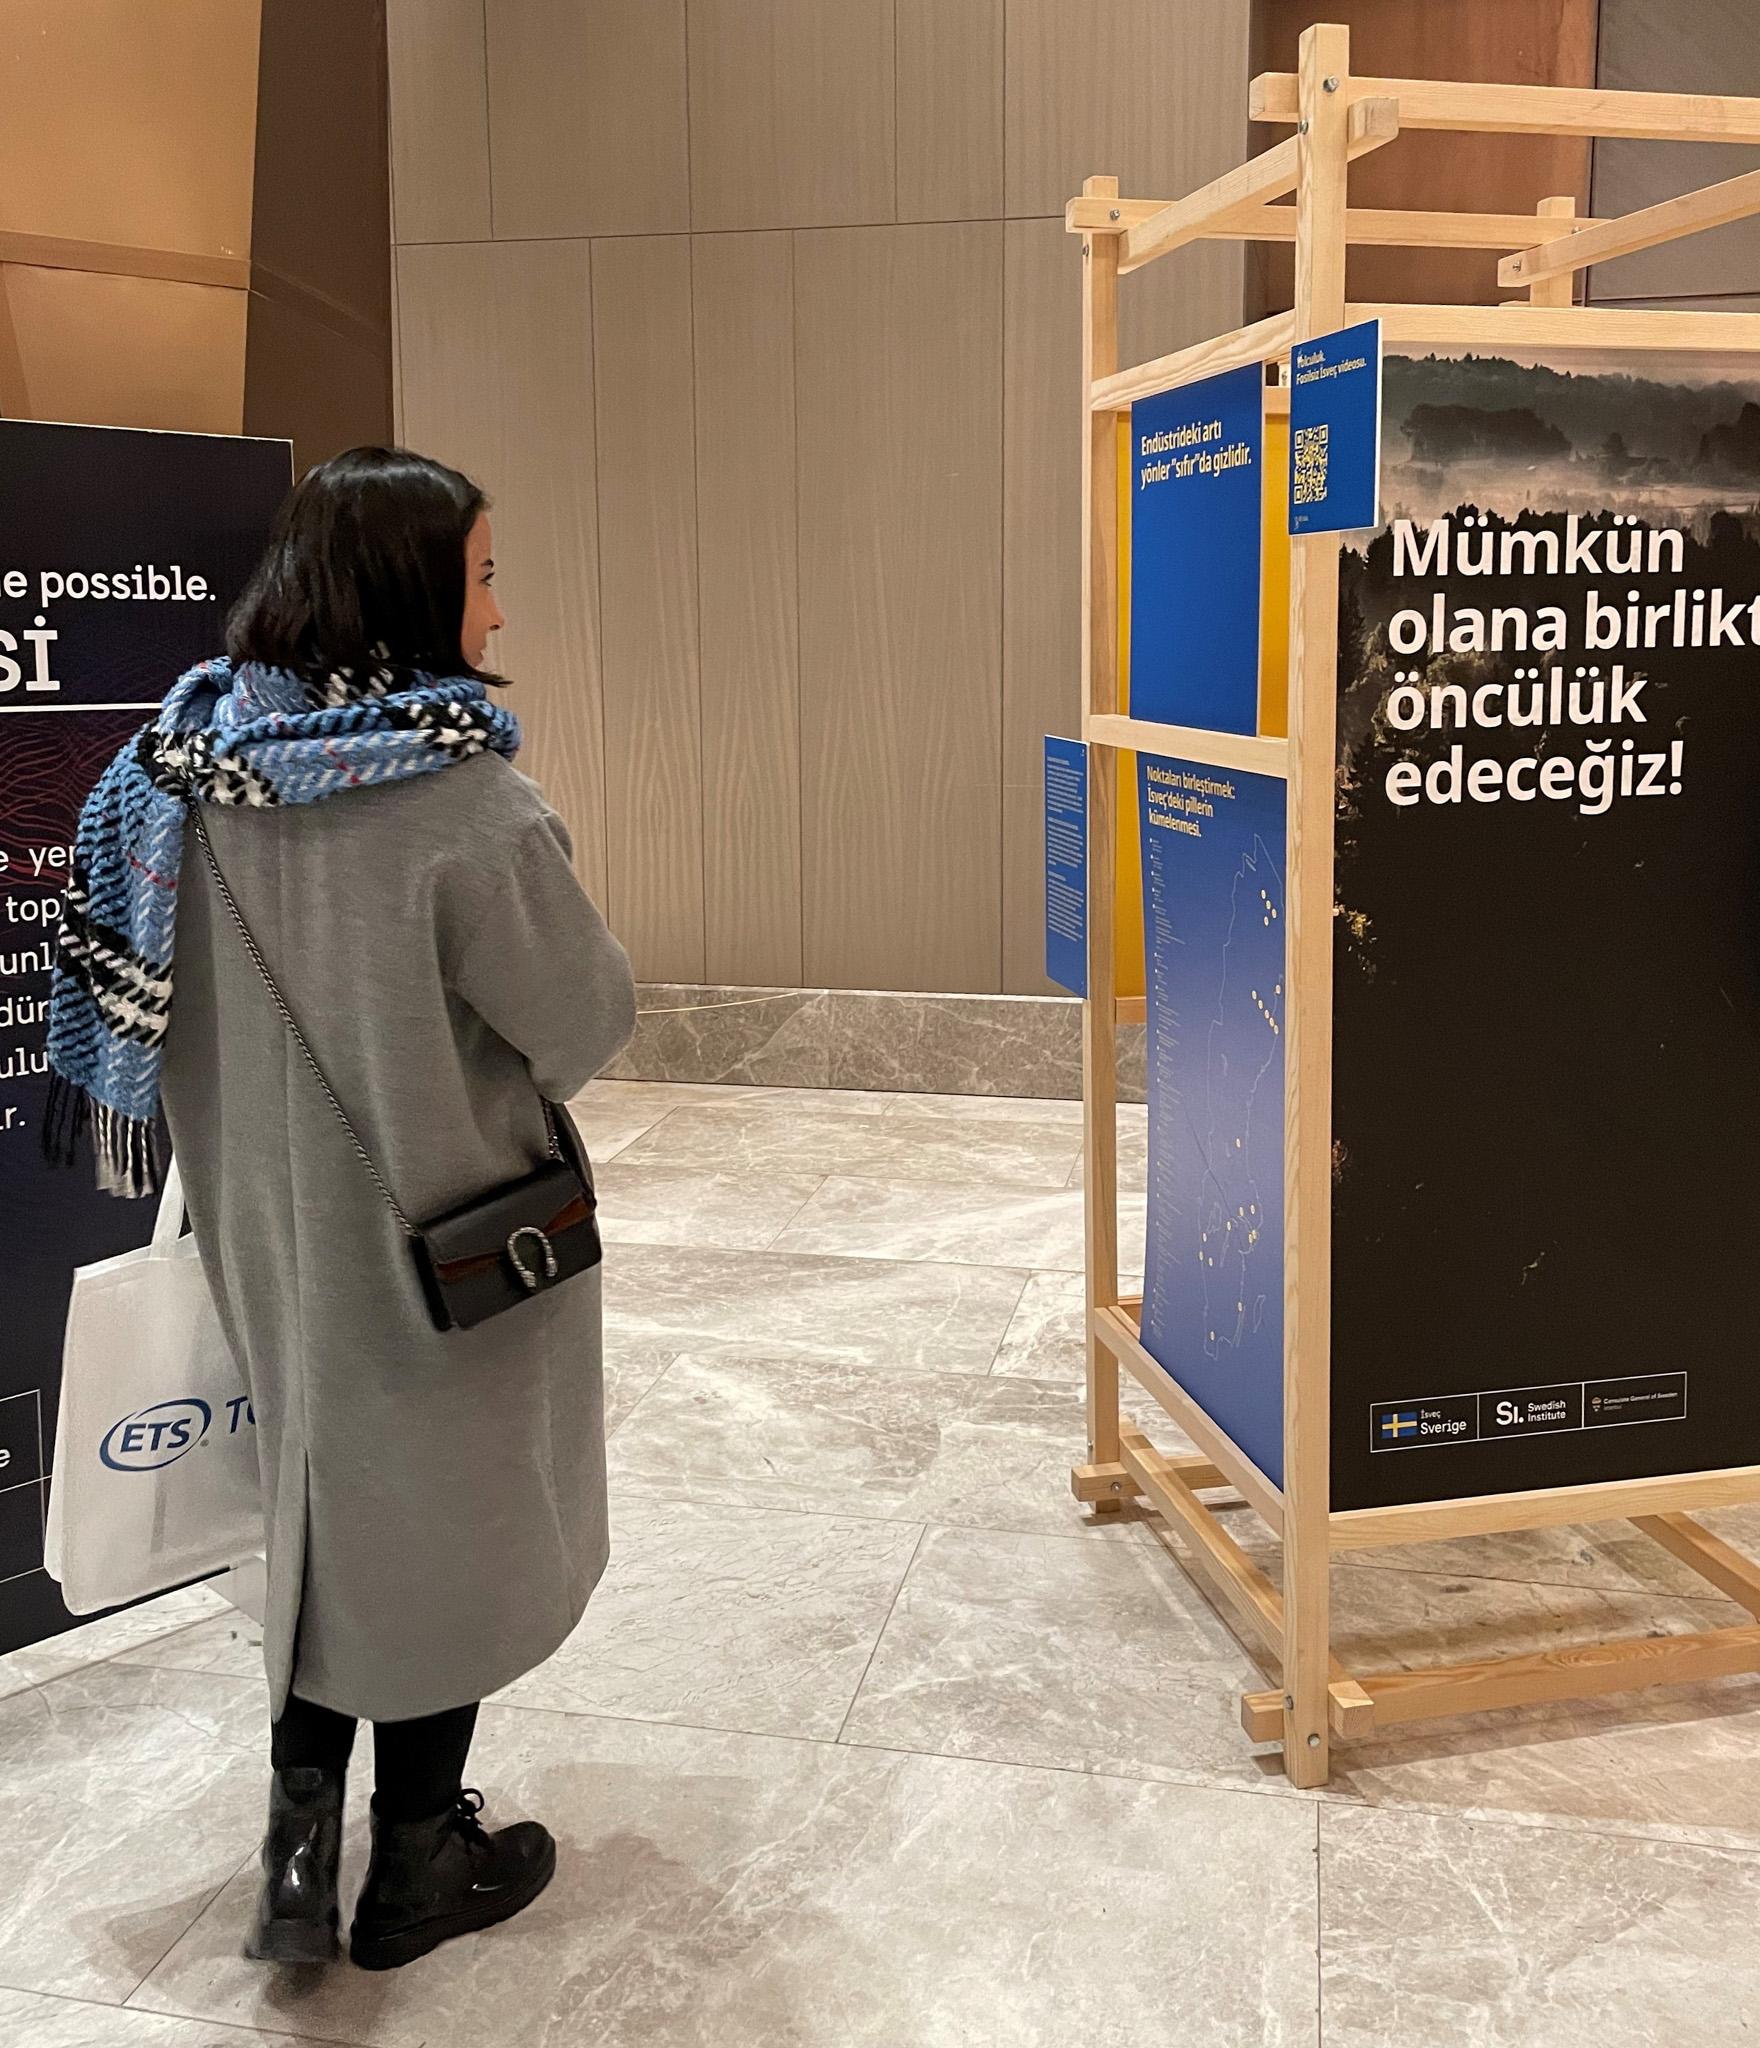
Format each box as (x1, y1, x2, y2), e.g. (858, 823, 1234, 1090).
(1528, 194, 1578, 306)
(1081, 175, 1124, 1496)
(1280, 19, 1350, 1791)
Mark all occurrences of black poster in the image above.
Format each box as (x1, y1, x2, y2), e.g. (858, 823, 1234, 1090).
(0, 421, 289, 1654)
(1332, 349, 1760, 1512)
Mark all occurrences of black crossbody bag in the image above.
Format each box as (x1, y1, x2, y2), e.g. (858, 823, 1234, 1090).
(190, 807, 602, 1333)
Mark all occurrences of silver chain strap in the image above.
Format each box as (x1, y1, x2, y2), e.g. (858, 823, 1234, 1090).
(189, 805, 421, 1237)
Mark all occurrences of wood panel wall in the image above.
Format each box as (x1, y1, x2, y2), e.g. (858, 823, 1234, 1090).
(389, 0, 1249, 994)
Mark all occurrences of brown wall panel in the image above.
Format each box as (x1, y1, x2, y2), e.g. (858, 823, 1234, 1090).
(592, 236, 705, 980)
(693, 233, 804, 988)
(0, 266, 247, 434)
(243, 295, 390, 471)
(797, 223, 1003, 994)
(0, 0, 259, 259)
(1247, 0, 1597, 311)
(488, 0, 689, 239)
(897, 0, 1004, 223)
(386, 0, 491, 244)
(1006, 0, 1250, 219)
(397, 239, 609, 901)
(1589, 0, 1760, 304)
(688, 0, 896, 231)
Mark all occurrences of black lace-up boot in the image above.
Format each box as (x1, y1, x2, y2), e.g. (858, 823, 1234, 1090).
(349, 1789, 556, 1971)
(245, 1766, 345, 1964)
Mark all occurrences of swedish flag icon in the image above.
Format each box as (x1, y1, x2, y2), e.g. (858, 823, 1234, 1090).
(1380, 1410, 1418, 1442)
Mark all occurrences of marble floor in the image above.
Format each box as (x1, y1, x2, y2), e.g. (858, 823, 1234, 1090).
(4, 1079, 1760, 2046)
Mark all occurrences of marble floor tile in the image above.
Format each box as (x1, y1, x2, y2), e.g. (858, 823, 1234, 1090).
(0, 1663, 265, 2003)
(776, 1175, 1147, 1275)
(0, 1584, 233, 1704)
(880, 1089, 1084, 1126)
(1065, 1107, 1150, 1191)
(137, 1705, 1320, 2048)
(0, 1986, 330, 2046)
(839, 1523, 1284, 1791)
(495, 1499, 922, 1740)
(602, 1242, 1027, 1373)
(987, 1270, 1174, 1429)
(603, 1343, 678, 1437)
(614, 1100, 1081, 1189)
(1321, 1805, 1760, 2046)
(609, 1353, 1113, 1537)
(595, 1162, 825, 1252)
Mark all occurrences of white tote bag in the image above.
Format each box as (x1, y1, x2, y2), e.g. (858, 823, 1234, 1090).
(45, 1160, 263, 1614)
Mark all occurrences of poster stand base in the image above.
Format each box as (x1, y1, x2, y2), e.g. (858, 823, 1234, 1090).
(1073, 31, 1760, 1785)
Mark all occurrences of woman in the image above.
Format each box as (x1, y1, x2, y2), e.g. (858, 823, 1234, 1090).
(45, 448, 636, 1971)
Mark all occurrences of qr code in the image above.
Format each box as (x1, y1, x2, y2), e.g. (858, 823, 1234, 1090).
(1293, 422, 1329, 505)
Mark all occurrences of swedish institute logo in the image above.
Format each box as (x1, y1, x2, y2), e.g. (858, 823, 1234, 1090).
(1380, 1409, 1418, 1443)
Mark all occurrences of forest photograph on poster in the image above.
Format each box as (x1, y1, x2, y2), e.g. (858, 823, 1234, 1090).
(1330, 349, 1760, 1512)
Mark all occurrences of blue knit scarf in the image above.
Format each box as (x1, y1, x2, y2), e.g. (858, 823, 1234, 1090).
(45, 656, 521, 1197)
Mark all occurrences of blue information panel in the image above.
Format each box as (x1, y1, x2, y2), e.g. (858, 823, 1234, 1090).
(1128, 364, 1263, 736)
(1138, 750, 1287, 1486)
(1288, 317, 1382, 534)
(1043, 735, 1087, 996)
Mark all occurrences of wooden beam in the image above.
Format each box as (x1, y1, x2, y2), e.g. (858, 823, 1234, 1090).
(1633, 1514, 1760, 1619)
(1091, 311, 1294, 412)
(1251, 71, 1760, 146)
(1117, 97, 1396, 277)
(1092, 1304, 1285, 1527)
(1071, 1452, 1230, 1504)
(1067, 196, 1605, 249)
(1079, 176, 1124, 1504)
(1277, 16, 1349, 1796)
(1525, 196, 1578, 309)
(1120, 135, 1300, 274)
(1332, 1464, 1760, 1550)
(1356, 1624, 1760, 1729)
(1086, 712, 1289, 781)
(1501, 162, 1760, 290)
(1121, 1433, 1285, 1657)
(1241, 1678, 1376, 1743)
(1114, 995, 1147, 1026)
(1353, 300, 1760, 353)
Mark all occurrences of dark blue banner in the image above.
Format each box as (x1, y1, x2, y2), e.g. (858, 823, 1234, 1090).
(0, 421, 289, 1656)
(1128, 364, 1263, 735)
(1137, 750, 1287, 1486)
(1043, 735, 1087, 996)
(1289, 318, 1382, 535)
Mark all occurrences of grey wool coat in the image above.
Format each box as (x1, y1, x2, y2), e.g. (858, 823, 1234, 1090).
(160, 752, 636, 1723)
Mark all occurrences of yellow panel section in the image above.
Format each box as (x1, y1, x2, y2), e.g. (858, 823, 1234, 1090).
(1260, 408, 1290, 740)
(1113, 414, 1144, 999)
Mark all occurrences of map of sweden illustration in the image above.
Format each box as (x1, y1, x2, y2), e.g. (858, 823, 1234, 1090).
(1138, 756, 1289, 1487)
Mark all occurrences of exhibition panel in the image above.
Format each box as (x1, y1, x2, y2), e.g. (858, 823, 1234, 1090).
(1069, 23, 1760, 1786)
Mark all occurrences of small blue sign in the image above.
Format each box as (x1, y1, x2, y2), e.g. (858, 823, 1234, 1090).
(1288, 317, 1382, 534)
(1128, 364, 1263, 737)
(1044, 734, 1088, 996)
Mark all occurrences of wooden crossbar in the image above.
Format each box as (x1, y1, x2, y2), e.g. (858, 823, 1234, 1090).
(1501, 163, 1760, 289)
(1086, 713, 1288, 781)
(1067, 196, 1607, 249)
(1353, 300, 1760, 353)
(1332, 1465, 1760, 1550)
(1252, 71, 1760, 145)
(1633, 1513, 1760, 1618)
(1090, 1304, 1285, 1525)
(1119, 97, 1397, 275)
(1091, 311, 1293, 412)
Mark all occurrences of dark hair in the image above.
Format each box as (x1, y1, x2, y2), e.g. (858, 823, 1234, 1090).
(226, 445, 495, 684)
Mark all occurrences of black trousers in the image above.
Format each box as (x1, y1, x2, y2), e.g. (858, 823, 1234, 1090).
(271, 1693, 480, 1822)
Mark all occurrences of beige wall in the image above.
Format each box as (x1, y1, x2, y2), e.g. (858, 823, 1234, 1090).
(389, 0, 1250, 993)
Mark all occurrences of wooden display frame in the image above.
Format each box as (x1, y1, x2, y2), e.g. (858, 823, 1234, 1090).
(1070, 24, 1760, 1788)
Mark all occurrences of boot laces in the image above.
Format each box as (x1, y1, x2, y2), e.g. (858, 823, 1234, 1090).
(450, 1788, 490, 1851)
